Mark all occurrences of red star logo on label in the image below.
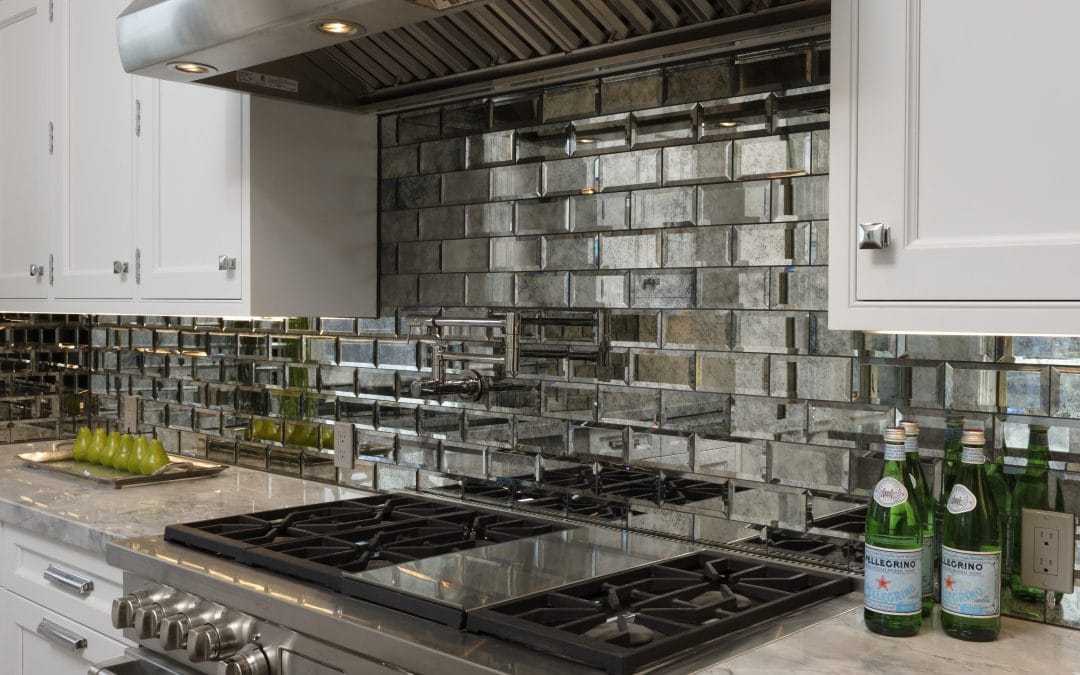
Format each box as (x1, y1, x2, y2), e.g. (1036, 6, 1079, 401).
(876, 576, 890, 590)
(945, 576, 955, 590)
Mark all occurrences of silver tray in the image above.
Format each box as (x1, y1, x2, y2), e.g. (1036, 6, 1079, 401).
(19, 441, 228, 488)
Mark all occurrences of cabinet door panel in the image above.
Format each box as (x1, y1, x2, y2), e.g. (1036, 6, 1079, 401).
(0, 0, 50, 299)
(137, 78, 244, 300)
(51, 0, 134, 299)
(0, 589, 126, 675)
(850, 0, 1080, 302)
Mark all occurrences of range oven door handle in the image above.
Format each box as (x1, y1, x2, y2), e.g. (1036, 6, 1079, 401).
(88, 647, 202, 675)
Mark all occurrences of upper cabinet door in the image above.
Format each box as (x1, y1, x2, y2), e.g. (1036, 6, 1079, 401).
(831, 0, 1080, 333)
(0, 0, 50, 299)
(136, 79, 245, 300)
(50, 0, 134, 300)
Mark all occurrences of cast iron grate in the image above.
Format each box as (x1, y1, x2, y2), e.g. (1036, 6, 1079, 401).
(466, 550, 852, 675)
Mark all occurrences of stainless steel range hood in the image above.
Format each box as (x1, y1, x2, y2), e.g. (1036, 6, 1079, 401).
(117, 0, 829, 111)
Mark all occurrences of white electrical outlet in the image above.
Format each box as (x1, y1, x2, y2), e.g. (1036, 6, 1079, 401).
(333, 421, 355, 470)
(1020, 508, 1077, 594)
(121, 395, 139, 434)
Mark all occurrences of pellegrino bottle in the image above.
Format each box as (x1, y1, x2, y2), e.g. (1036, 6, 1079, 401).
(934, 413, 964, 600)
(1009, 425, 1051, 602)
(941, 429, 1001, 641)
(899, 420, 934, 616)
(864, 426, 923, 636)
(985, 440, 1013, 583)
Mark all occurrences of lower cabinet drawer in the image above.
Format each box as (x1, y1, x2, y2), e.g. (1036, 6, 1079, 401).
(0, 588, 127, 675)
(1, 523, 126, 640)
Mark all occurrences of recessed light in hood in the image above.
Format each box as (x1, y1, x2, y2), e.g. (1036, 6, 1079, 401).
(312, 20, 362, 37)
(167, 62, 216, 75)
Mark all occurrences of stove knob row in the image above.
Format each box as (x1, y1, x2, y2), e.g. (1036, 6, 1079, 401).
(132, 594, 199, 640)
(110, 587, 173, 630)
(219, 643, 271, 675)
(187, 615, 250, 663)
(159, 603, 223, 651)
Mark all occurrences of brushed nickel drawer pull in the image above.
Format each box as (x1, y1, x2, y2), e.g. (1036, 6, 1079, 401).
(43, 564, 94, 595)
(36, 618, 87, 651)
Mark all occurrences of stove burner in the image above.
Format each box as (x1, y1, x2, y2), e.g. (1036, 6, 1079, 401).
(536, 467, 726, 507)
(467, 551, 852, 675)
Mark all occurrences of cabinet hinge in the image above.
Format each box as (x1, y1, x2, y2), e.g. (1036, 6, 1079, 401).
(135, 248, 141, 285)
(135, 99, 141, 137)
(48, 253, 53, 286)
(48, 121, 53, 155)
(48, 0, 53, 22)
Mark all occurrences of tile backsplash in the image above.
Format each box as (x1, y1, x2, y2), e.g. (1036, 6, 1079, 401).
(4, 39, 1080, 628)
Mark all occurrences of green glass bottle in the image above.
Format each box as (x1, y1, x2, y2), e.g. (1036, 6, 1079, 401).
(985, 444, 1012, 585)
(934, 413, 964, 600)
(1009, 425, 1051, 602)
(900, 419, 934, 616)
(941, 429, 1001, 641)
(864, 426, 923, 637)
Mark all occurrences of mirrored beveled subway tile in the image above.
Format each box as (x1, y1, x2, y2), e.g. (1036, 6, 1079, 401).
(488, 383, 541, 415)
(599, 384, 660, 426)
(769, 440, 850, 492)
(729, 483, 807, 530)
(417, 274, 466, 307)
(569, 349, 628, 384)
(732, 132, 811, 181)
(397, 174, 441, 209)
(441, 169, 490, 205)
(662, 390, 730, 436)
(570, 272, 628, 309)
(571, 191, 628, 232)
(898, 335, 995, 362)
(491, 237, 540, 272)
(491, 164, 541, 201)
(731, 311, 805, 355)
(730, 395, 807, 441)
(542, 157, 598, 196)
(339, 338, 375, 367)
(696, 352, 769, 396)
(770, 355, 852, 402)
(541, 381, 597, 421)
(516, 416, 569, 455)
(488, 449, 536, 480)
(419, 137, 466, 174)
(573, 116, 629, 156)
(356, 368, 397, 399)
(466, 130, 515, 168)
(570, 424, 626, 462)
(543, 80, 598, 122)
(382, 209, 418, 243)
(736, 46, 813, 94)
(441, 238, 489, 273)
(380, 144, 418, 179)
(629, 506, 695, 540)
(543, 234, 597, 270)
(698, 180, 770, 225)
(1051, 367, 1080, 418)
(417, 205, 465, 241)
(377, 401, 419, 435)
(606, 310, 660, 347)
(342, 460, 378, 491)
(856, 362, 945, 408)
(632, 349, 693, 389)
(663, 141, 733, 186)
(771, 174, 828, 221)
(491, 94, 540, 130)
(516, 124, 570, 161)
(630, 429, 692, 471)
(600, 231, 661, 269)
(599, 149, 662, 192)
(443, 101, 486, 137)
(631, 186, 695, 229)
(662, 225, 730, 268)
(696, 268, 768, 309)
(397, 434, 439, 469)
(381, 179, 397, 211)
(602, 69, 662, 114)
(381, 244, 397, 274)
(516, 272, 569, 307)
(946, 363, 1048, 415)
(466, 273, 515, 307)
(665, 57, 733, 104)
(1001, 336, 1080, 365)
(463, 409, 512, 448)
(631, 105, 695, 149)
(732, 223, 810, 266)
(695, 437, 765, 481)
(318, 366, 356, 396)
(515, 198, 569, 235)
(631, 270, 694, 309)
(807, 399, 889, 447)
(419, 405, 463, 441)
(812, 129, 829, 174)
(465, 202, 513, 237)
(397, 109, 441, 144)
(397, 241, 440, 274)
(770, 266, 826, 311)
(237, 441, 269, 471)
(663, 310, 731, 351)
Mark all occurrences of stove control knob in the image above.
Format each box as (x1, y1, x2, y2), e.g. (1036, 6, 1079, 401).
(111, 591, 154, 629)
(159, 604, 221, 651)
(187, 622, 243, 663)
(133, 594, 197, 640)
(219, 644, 270, 675)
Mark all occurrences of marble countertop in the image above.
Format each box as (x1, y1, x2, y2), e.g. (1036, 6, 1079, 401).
(0, 440, 368, 554)
(707, 599, 1080, 673)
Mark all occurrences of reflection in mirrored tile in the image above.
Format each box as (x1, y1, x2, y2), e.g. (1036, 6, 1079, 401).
(900, 335, 995, 362)
(631, 270, 694, 309)
(696, 352, 769, 395)
(541, 381, 597, 421)
(695, 437, 765, 480)
(771, 355, 852, 402)
(490, 164, 540, 200)
(665, 58, 733, 104)
(733, 133, 811, 180)
(730, 395, 807, 441)
(419, 137, 466, 174)
(729, 485, 806, 530)
(571, 425, 625, 461)
(697, 268, 769, 309)
(543, 81, 597, 122)
(946, 364, 1048, 415)
(516, 125, 569, 161)
(856, 362, 945, 408)
(599, 385, 660, 425)
(571, 191, 628, 231)
(771, 175, 828, 221)
(606, 311, 661, 347)
(629, 430, 691, 470)
(543, 234, 597, 270)
(1052, 367, 1080, 418)
(698, 181, 770, 224)
(732, 223, 806, 266)
(600, 232, 661, 269)
(467, 130, 515, 168)
(601, 69, 662, 114)
(441, 441, 486, 478)
(542, 157, 598, 196)
(662, 225, 730, 268)
(771, 266, 827, 310)
(663, 141, 733, 186)
(573, 116, 629, 155)
(663, 310, 731, 351)
(633, 349, 693, 388)
(770, 441, 849, 491)
(569, 271, 628, 308)
(465, 202, 513, 237)
(632, 106, 695, 148)
(662, 390, 730, 436)
(1002, 336, 1080, 364)
(515, 198, 570, 235)
(631, 187, 695, 229)
(466, 273, 514, 307)
(599, 149, 662, 191)
(731, 310, 808, 354)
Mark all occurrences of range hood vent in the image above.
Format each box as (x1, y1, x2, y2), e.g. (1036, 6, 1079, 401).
(118, 0, 829, 111)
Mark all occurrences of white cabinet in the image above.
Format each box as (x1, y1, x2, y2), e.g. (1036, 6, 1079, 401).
(0, 0, 378, 317)
(830, 0, 1080, 334)
(0, 0, 50, 300)
(50, 0, 136, 300)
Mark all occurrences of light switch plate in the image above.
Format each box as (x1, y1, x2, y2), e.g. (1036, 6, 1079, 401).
(333, 422, 355, 470)
(1020, 508, 1077, 594)
(121, 395, 139, 434)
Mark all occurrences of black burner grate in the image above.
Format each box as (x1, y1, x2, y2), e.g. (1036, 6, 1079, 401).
(466, 551, 852, 675)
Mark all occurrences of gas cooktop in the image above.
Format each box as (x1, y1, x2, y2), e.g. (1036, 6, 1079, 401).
(535, 466, 728, 506)
(436, 479, 640, 523)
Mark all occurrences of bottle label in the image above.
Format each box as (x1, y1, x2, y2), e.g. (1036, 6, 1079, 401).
(961, 448, 985, 464)
(946, 484, 977, 514)
(946, 427, 962, 442)
(904, 437, 920, 455)
(863, 544, 922, 616)
(941, 546, 1000, 618)
(873, 477, 908, 507)
(921, 538, 934, 596)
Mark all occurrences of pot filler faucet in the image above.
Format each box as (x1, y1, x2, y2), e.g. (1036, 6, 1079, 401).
(407, 312, 604, 401)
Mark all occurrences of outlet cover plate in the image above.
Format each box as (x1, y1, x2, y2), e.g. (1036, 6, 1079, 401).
(121, 395, 139, 434)
(333, 422, 355, 470)
(1020, 508, 1076, 594)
